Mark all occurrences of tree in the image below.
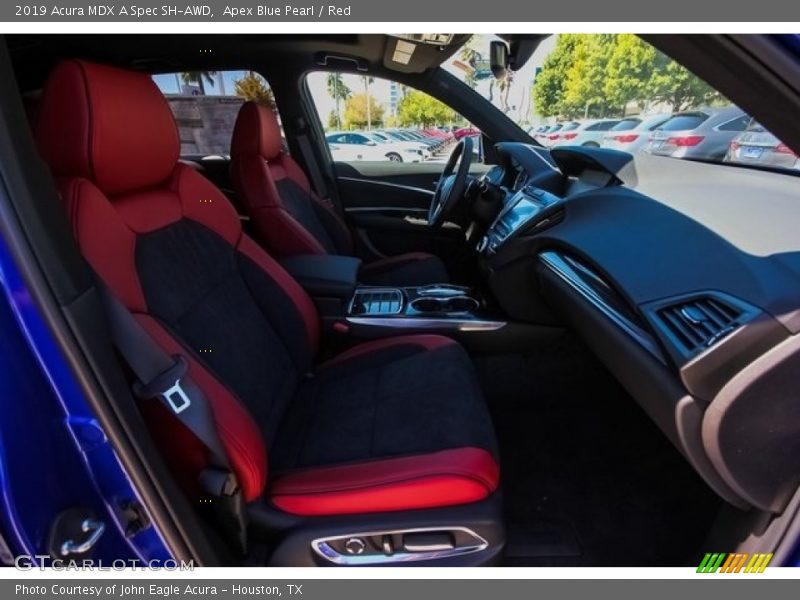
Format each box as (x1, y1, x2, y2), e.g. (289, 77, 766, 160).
(533, 34, 722, 119)
(397, 91, 456, 127)
(561, 34, 619, 118)
(604, 34, 658, 114)
(327, 109, 340, 130)
(458, 38, 481, 89)
(343, 93, 385, 129)
(532, 34, 583, 118)
(233, 71, 275, 107)
(180, 71, 218, 95)
(326, 73, 352, 130)
(495, 71, 515, 114)
(360, 76, 375, 129)
(648, 54, 722, 112)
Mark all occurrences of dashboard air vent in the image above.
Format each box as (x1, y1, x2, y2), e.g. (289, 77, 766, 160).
(657, 297, 742, 353)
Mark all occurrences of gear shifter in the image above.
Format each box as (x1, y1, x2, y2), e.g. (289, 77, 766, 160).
(417, 284, 472, 298)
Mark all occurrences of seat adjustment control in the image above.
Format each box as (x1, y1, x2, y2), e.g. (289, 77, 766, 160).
(402, 531, 455, 552)
(344, 537, 366, 555)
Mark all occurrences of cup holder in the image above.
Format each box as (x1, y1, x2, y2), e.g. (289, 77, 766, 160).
(409, 295, 479, 314)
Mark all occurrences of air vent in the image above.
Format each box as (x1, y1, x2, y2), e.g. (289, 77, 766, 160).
(657, 297, 742, 353)
(349, 289, 403, 316)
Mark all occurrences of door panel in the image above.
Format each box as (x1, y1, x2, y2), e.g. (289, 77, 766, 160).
(332, 160, 489, 268)
(335, 160, 491, 201)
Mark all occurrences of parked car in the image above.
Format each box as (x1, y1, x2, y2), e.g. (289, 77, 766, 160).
(369, 131, 432, 159)
(422, 127, 452, 140)
(601, 114, 672, 154)
(541, 123, 566, 146)
(543, 121, 579, 146)
(552, 119, 620, 148)
(454, 126, 481, 140)
(643, 106, 749, 160)
(530, 124, 549, 140)
(396, 129, 444, 151)
(724, 119, 799, 170)
(325, 131, 425, 162)
(379, 129, 425, 144)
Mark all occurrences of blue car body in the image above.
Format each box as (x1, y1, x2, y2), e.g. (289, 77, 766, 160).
(0, 222, 172, 566)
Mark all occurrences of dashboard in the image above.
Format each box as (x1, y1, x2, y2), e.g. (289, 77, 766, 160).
(477, 142, 800, 515)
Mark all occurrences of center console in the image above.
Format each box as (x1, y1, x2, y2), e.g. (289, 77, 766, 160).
(346, 284, 504, 334)
(278, 254, 505, 340)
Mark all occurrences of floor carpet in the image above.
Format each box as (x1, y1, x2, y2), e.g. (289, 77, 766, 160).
(473, 332, 722, 566)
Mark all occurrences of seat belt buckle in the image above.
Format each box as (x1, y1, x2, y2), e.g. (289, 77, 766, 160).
(160, 379, 192, 414)
(199, 467, 240, 498)
(132, 355, 191, 414)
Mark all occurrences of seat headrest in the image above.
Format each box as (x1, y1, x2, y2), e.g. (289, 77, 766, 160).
(35, 59, 180, 196)
(231, 101, 283, 161)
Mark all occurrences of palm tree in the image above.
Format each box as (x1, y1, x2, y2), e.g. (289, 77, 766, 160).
(497, 71, 515, 114)
(459, 43, 480, 89)
(326, 73, 352, 129)
(180, 71, 218, 95)
(361, 75, 375, 130)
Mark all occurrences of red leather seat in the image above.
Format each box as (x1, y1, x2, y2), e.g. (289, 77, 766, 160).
(230, 101, 451, 286)
(35, 60, 499, 527)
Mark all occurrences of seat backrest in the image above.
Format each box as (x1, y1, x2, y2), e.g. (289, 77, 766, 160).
(230, 101, 353, 257)
(35, 60, 321, 502)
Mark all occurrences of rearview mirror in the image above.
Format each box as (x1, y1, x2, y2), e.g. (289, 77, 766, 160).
(490, 40, 509, 79)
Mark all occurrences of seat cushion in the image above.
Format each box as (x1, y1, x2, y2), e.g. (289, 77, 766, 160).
(269, 335, 499, 515)
(359, 252, 450, 286)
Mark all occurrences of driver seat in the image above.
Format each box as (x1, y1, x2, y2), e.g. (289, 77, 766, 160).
(230, 101, 450, 286)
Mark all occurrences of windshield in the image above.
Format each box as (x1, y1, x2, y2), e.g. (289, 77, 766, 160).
(442, 34, 798, 172)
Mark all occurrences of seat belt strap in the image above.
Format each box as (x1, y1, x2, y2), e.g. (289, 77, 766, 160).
(295, 130, 329, 201)
(94, 279, 248, 555)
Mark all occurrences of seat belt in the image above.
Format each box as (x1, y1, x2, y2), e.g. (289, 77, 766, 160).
(94, 280, 248, 555)
(293, 116, 339, 208)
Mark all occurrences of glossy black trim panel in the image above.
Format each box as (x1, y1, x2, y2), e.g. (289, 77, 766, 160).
(538, 250, 666, 363)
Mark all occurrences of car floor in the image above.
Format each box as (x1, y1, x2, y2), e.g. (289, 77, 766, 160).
(473, 332, 722, 566)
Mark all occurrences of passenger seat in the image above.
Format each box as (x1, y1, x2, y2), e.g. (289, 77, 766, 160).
(230, 101, 451, 286)
(34, 60, 503, 566)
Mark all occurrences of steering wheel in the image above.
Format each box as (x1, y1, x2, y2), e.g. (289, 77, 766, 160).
(428, 136, 474, 227)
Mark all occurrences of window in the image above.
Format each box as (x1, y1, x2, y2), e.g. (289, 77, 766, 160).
(610, 119, 642, 131)
(658, 114, 708, 131)
(306, 72, 475, 164)
(436, 34, 795, 172)
(586, 121, 619, 131)
(718, 115, 751, 132)
(152, 70, 278, 158)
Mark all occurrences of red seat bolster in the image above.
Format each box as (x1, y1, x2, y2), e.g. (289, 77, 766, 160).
(269, 447, 500, 516)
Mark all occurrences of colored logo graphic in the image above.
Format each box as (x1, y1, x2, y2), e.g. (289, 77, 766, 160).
(697, 553, 773, 573)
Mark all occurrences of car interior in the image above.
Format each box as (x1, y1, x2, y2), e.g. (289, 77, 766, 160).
(1, 33, 799, 567)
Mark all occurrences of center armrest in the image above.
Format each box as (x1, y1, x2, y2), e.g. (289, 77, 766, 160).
(279, 255, 362, 301)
